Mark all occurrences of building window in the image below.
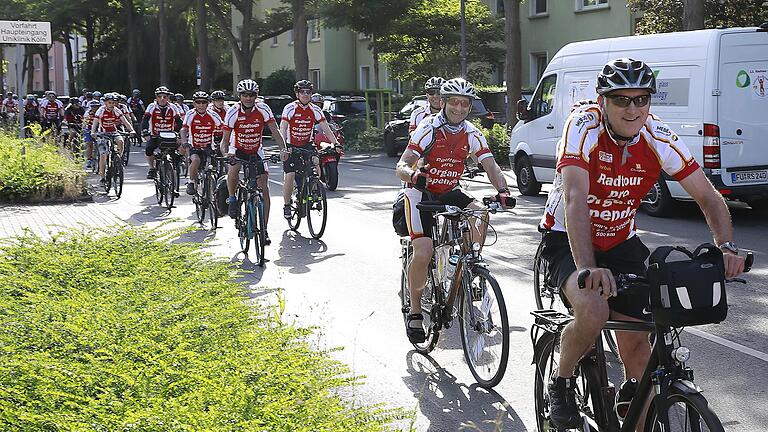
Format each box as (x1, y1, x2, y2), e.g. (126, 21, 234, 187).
(359, 66, 371, 89)
(576, 0, 608, 11)
(49, 56, 54, 69)
(310, 69, 321, 89)
(309, 19, 321, 41)
(530, 52, 548, 86)
(288, 29, 294, 45)
(34, 57, 41, 71)
(530, 0, 548, 16)
(271, 35, 278, 47)
(389, 78, 402, 95)
(49, 81, 54, 89)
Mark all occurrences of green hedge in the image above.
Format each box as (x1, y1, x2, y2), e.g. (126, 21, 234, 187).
(472, 121, 510, 167)
(341, 120, 384, 153)
(0, 227, 402, 431)
(0, 131, 86, 202)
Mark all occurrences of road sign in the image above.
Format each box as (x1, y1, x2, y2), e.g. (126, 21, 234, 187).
(0, 20, 51, 44)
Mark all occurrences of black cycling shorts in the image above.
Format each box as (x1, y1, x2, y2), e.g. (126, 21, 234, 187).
(234, 150, 266, 177)
(539, 230, 651, 320)
(283, 144, 316, 174)
(404, 188, 474, 240)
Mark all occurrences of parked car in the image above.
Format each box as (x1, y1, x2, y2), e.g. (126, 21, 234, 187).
(382, 95, 495, 157)
(259, 95, 293, 138)
(323, 96, 377, 125)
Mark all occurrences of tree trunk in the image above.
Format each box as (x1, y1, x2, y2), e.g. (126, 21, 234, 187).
(125, 0, 140, 90)
(195, 0, 212, 89)
(372, 36, 380, 89)
(25, 47, 33, 93)
(85, 21, 96, 86)
(292, 0, 309, 80)
(40, 46, 51, 91)
(63, 31, 77, 95)
(504, 0, 522, 127)
(682, 0, 705, 30)
(158, 0, 169, 84)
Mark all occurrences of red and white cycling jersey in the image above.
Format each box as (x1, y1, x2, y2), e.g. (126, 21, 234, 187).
(182, 109, 222, 149)
(2, 98, 18, 112)
(407, 113, 493, 195)
(408, 104, 439, 133)
(281, 101, 325, 146)
(144, 102, 180, 135)
(540, 104, 700, 251)
(94, 106, 126, 132)
(39, 99, 63, 120)
(223, 101, 275, 154)
(210, 105, 228, 137)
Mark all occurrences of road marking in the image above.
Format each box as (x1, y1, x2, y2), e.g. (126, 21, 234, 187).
(684, 327, 768, 363)
(484, 250, 534, 277)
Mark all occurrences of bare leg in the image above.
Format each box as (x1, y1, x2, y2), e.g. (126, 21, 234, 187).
(408, 237, 433, 314)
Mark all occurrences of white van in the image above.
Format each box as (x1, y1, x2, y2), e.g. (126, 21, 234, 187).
(508, 26, 768, 216)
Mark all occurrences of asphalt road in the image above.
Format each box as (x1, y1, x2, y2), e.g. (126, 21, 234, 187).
(97, 143, 768, 431)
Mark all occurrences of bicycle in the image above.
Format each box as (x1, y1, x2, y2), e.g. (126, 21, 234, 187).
(530, 252, 754, 432)
(285, 146, 328, 239)
(120, 127, 132, 166)
(399, 191, 516, 388)
(192, 150, 220, 229)
(220, 154, 279, 266)
(152, 132, 181, 210)
(96, 132, 126, 199)
(533, 231, 620, 358)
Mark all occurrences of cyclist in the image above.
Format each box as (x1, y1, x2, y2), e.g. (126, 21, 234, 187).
(409, 77, 444, 134)
(83, 100, 101, 169)
(310, 92, 323, 108)
(79, 88, 90, 104)
(23, 94, 40, 127)
(142, 86, 182, 179)
(63, 97, 85, 150)
(181, 91, 222, 195)
(220, 79, 287, 246)
(91, 93, 136, 185)
(279, 80, 339, 218)
(209, 90, 228, 153)
(174, 93, 190, 115)
(39, 91, 64, 136)
(537, 58, 746, 430)
(395, 77, 511, 344)
(2, 92, 19, 120)
(128, 89, 145, 123)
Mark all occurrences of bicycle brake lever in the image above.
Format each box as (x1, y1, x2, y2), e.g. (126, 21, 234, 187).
(726, 277, 747, 284)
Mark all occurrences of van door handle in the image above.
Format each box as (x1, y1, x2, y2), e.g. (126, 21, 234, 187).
(546, 124, 555, 130)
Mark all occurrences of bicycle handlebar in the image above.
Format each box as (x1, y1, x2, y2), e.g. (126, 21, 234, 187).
(415, 200, 511, 216)
(216, 154, 280, 165)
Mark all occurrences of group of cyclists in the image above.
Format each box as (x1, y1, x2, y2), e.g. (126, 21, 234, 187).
(396, 58, 747, 430)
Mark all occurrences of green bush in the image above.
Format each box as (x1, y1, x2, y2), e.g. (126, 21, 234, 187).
(261, 68, 296, 96)
(344, 121, 383, 153)
(0, 227, 402, 431)
(0, 132, 86, 202)
(472, 121, 510, 167)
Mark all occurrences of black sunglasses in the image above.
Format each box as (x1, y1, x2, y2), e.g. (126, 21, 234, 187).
(606, 94, 651, 108)
(426, 89, 439, 96)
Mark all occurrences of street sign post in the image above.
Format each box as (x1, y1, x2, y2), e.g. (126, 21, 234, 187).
(0, 21, 52, 138)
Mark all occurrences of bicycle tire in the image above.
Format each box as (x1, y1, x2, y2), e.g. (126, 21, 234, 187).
(407, 267, 440, 354)
(644, 390, 725, 432)
(306, 178, 328, 239)
(458, 266, 509, 388)
(104, 157, 112, 193)
(154, 167, 163, 205)
(287, 185, 302, 231)
(163, 160, 176, 210)
(238, 189, 250, 254)
(122, 142, 130, 166)
(253, 194, 266, 266)
(113, 157, 124, 199)
(194, 180, 206, 224)
(206, 172, 218, 230)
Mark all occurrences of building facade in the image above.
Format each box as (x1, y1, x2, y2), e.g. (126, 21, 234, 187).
(3, 37, 85, 96)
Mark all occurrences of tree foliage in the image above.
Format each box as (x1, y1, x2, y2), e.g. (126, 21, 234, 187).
(261, 68, 296, 95)
(628, 0, 768, 34)
(376, 0, 504, 84)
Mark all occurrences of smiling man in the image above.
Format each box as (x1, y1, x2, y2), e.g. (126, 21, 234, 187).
(408, 77, 444, 134)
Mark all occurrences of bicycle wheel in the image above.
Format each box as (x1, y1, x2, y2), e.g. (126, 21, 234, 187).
(306, 178, 328, 239)
(194, 180, 206, 224)
(252, 194, 266, 266)
(206, 172, 218, 230)
(122, 141, 130, 166)
(104, 156, 112, 193)
(238, 190, 250, 254)
(154, 167, 163, 205)
(163, 160, 176, 210)
(644, 390, 725, 432)
(113, 156, 124, 199)
(287, 185, 302, 231)
(458, 266, 509, 388)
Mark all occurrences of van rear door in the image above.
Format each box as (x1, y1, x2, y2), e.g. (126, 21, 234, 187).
(717, 30, 768, 188)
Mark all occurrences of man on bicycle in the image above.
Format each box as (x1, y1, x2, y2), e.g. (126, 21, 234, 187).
(409, 77, 444, 134)
(63, 97, 85, 149)
(83, 100, 101, 169)
(91, 93, 136, 185)
(128, 89, 145, 129)
(2, 92, 19, 119)
(395, 77, 511, 344)
(279, 80, 339, 219)
(209, 90, 228, 153)
(538, 58, 746, 430)
(221, 79, 287, 246)
(39, 91, 64, 136)
(181, 91, 223, 195)
(142, 86, 182, 179)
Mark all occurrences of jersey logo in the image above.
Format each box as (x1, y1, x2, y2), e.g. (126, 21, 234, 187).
(598, 151, 613, 163)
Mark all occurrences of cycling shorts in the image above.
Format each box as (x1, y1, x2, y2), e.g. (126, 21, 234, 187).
(283, 144, 316, 174)
(538, 230, 651, 321)
(403, 187, 474, 240)
(145, 136, 177, 157)
(233, 150, 267, 177)
(96, 133, 124, 155)
(83, 131, 94, 143)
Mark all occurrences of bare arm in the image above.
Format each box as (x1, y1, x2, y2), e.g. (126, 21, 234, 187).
(268, 121, 286, 151)
(319, 121, 340, 146)
(180, 127, 189, 145)
(479, 157, 509, 192)
(220, 130, 232, 154)
(279, 119, 289, 145)
(91, 118, 100, 135)
(121, 115, 135, 133)
(562, 166, 596, 269)
(396, 149, 420, 183)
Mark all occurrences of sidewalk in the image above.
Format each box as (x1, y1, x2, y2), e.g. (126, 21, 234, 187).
(0, 199, 124, 240)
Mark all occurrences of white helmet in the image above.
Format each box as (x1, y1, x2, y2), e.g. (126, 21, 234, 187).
(440, 78, 476, 99)
(424, 76, 445, 91)
(236, 79, 259, 94)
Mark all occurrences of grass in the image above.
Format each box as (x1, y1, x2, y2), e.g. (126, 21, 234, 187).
(0, 128, 86, 202)
(0, 227, 402, 431)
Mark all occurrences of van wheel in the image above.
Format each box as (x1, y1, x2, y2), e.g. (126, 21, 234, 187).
(384, 131, 397, 157)
(515, 155, 542, 196)
(642, 179, 675, 217)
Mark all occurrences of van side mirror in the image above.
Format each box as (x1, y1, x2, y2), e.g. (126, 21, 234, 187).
(516, 99, 530, 121)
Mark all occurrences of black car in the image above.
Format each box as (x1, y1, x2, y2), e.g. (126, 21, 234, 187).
(260, 95, 293, 138)
(323, 96, 377, 125)
(382, 96, 495, 157)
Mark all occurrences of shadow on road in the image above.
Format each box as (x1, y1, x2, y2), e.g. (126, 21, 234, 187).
(273, 230, 344, 273)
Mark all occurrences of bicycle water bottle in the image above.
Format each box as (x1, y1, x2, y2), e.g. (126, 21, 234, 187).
(615, 378, 638, 420)
(444, 254, 460, 296)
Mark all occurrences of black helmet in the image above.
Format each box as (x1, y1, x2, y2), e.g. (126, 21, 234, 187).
(192, 90, 209, 101)
(294, 79, 313, 93)
(210, 90, 226, 100)
(154, 86, 171, 96)
(70, 97, 80, 104)
(132, 89, 141, 96)
(596, 58, 656, 95)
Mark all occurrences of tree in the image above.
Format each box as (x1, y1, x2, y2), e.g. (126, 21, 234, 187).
(682, 0, 704, 30)
(292, 0, 309, 81)
(503, 0, 522, 127)
(377, 0, 503, 84)
(195, 0, 212, 90)
(318, 0, 412, 88)
(628, 0, 768, 34)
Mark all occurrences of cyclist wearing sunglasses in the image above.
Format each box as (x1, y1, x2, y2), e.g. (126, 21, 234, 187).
(395, 77, 512, 344)
(181, 91, 223, 195)
(408, 76, 444, 134)
(538, 58, 746, 430)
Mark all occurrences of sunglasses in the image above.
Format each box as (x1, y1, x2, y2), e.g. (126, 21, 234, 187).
(240, 92, 257, 97)
(606, 94, 650, 108)
(446, 97, 471, 108)
(298, 90, 312, 95)
(426, 89, 439, 96)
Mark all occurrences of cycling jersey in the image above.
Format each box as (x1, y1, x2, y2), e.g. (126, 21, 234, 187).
(2, 98, 18, 113)
(182, 109, 222, 149)
(175, 103, 190, 116)
(39, 99, 63, 120)
(409, 104, 439, 133)
(64, 106, 85, 125)
(540, 104, 699, 252)
(143, 102, 180, 135)
(83, 111, 97, 131)
(407, 113, 493, 195)
(94, 106, 126, 133)
(210, 105, 227, 137)
(128, 96, 145, 116)
(280, 101, 326, 146)
(223, 101, 275, 154)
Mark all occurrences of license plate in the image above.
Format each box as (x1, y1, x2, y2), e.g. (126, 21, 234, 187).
(731, 170, 768, 183)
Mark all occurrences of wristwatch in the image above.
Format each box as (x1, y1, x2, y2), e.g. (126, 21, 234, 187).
(718, 241, 739, 255)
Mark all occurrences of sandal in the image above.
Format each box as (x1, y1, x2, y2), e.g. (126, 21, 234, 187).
(406, 313, 426, 343)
